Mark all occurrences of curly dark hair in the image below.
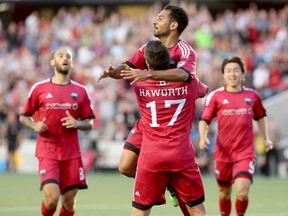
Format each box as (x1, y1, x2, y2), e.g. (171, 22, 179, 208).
(164, 4, 189, 35)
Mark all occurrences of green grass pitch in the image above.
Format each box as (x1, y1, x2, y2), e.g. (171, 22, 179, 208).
(0, 172, 287, 216)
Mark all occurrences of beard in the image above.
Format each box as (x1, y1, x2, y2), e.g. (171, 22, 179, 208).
(55, 63, 70, 75)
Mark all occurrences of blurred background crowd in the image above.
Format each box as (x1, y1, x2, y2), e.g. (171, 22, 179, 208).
(0, 0, 287, 175)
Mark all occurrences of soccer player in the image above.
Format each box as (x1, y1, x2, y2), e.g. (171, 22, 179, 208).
(129, 40, 207, 216)
(98, 4, 197, 212)
(19, 47, 95, 216)
(198, 56, 273, 216)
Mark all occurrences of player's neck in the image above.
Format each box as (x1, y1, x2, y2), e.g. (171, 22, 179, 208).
(160, 34, 180, 49)
(51, 74, 70, 85)
(225, 85, 242, 93)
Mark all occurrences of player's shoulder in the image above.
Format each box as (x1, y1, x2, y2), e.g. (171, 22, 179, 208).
(70, 80, 87, 89)
(242, 86, 261, 97)
(30, 78, 50, 89)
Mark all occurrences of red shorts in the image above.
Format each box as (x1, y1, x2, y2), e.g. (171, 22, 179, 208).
(132, 164, 205, 210)
(214, 158, 256, 188)
(124, 120, 143, 155)
(38, 157, 88, 194)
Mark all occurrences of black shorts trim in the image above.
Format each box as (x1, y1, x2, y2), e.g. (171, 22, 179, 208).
(234, 171, 253, 183)
(132, 201, 161, 210)
(62, 184, 88, 194)
(186, 195, 205, 207)
(40, 179, 59, 191)
(124, 142, 140, 156)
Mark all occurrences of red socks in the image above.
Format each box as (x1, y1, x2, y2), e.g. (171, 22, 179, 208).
(41, 201, 56, 216)
(219, 198, 231, 216)
(236, 198, 248, 216)
(178, 199, 190, 216)
(59, 207, 75, 216)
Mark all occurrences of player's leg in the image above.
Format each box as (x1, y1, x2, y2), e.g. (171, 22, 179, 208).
(39, 158, 61, 216)
(170, 164, 206, 216)
(233, 158, 255, 216)
(42, 183, 60, 216)
(118, 149, 138, 178)
(234, 178, 251, 216)
(218, 187, 232, 216)
(59, 158, 88, 216)
(60, 189, 78, 216)
(132, 167, 168, 216)
(118, 120, 142, 178)
(215, 161, 233, 216)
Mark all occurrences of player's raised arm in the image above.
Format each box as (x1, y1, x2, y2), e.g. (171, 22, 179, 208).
(98, 63, 130, 81)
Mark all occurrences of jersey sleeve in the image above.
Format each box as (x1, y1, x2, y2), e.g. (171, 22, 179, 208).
(253, 92, 266, 120)
(177, 41, 197, 76)
(197, 80, 209, 98)
(200, 91, 217, 124)
(79, 87, 95, 120)
(21, 85, 39, 116)
(124, 44, 147, 70)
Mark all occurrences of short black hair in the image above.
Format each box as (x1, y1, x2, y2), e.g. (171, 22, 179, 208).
(144, 40, 170, 70)
(221, 56, 245, 74)
(164, 4, 189, 35)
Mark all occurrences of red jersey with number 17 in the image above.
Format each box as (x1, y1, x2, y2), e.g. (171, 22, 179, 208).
(21, 79, 95, 161)
(200, 86, 266, 162)
(134, 78, 208, 172)
(125, 39, 196, 76)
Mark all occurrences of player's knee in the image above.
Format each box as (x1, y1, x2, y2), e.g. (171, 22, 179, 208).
(118, 165, 135, 178)
(62, 198, 75, 212)
(45, 197, 59, 210)
(219, 188, 231, 200)
(236, 191, 248, 201)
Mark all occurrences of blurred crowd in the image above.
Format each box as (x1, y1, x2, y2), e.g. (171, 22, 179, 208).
(0, 2, 287, 172)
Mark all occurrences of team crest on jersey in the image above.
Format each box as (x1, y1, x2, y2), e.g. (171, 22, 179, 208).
(244, 98, 252, 104)
(177, 61, 186, 67)
(170, 59, 177, 68)
(71, 92, 78, 101)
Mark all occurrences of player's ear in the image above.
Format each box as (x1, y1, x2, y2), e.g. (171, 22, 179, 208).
(50, 59, 55, 67)
(170, 21, 178, 31)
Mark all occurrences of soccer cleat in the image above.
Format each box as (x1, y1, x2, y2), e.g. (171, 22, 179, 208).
(168, 187, 179, 207)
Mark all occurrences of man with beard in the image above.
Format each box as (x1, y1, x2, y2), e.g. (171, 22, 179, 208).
(19, 47, 95, 216)
(98, 5, 198, 214)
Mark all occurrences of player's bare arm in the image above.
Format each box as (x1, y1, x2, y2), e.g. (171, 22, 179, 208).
(121, 68, 189, 84)
(98, 63, 130, 81)
(61, 110, 93, 131)
(198, 120, 210, 151)
(19, 115, 47, 133)
(256, 117, 273, 152)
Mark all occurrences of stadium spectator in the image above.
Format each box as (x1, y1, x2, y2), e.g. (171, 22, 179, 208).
(19, 47, 95, 216)
(198, 56, 273, 216)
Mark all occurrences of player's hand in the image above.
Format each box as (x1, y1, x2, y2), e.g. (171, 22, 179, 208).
(198, 138, 210, 151)
(34, 118, 47, 133)
(121, 68, 149, 85)
(264, 139, 273, 152)
(61, 111, 78, 129)
(97, 65, 115, 82)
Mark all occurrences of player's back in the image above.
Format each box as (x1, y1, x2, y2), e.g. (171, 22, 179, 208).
(134, 78, 206, 172)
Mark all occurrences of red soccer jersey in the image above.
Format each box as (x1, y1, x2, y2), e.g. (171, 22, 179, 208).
(134, 78, 208, 172)
(21, 79, 95, 160)
(125, 40, 196, 76)
(200, 86, 266, 162)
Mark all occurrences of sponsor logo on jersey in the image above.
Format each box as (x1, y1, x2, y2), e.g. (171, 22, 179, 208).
(244, 97, 252, 104)
(71, 92, 78, 101)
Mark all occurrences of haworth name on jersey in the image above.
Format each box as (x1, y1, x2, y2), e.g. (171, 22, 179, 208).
(138, 86, 188, 97)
